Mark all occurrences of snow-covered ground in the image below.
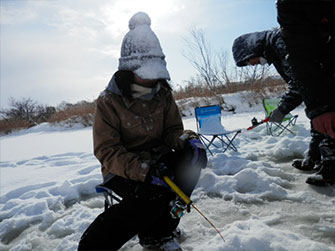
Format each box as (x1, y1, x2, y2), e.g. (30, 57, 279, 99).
(1, 94, 335, 251)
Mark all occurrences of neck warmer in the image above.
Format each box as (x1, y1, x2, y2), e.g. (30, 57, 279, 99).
(130, 83, 161, 100)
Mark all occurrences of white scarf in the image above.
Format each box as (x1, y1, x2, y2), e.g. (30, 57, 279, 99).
(130, 83, 161, 100)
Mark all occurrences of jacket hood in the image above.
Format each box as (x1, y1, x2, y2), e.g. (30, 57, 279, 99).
(106, 70, 134, 99)
(106, 74, 122, 96)
(232, 30, 269, 67)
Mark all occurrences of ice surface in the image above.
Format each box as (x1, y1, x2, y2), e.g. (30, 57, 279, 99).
(1, 94, 334, 251)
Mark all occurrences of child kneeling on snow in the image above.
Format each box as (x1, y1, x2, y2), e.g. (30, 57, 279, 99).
(78, 12, 207, 251)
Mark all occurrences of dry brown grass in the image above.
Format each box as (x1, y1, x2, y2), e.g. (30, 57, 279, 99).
(48, 102, 96, 124)
(1, 77, 287, 135)
(238, 78, 287, 107)
(173, 77, 287, 101)
(0, 119, 32, 135)
(1, 101, 97, 135)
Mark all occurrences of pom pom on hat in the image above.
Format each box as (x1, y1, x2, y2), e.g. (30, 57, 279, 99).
(128, 12, 151, 30)
(118, 12, 170, 80)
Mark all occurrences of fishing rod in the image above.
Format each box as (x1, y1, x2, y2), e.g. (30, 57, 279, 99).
(163, 176, 225, 243)
(246, 117, 270, 131)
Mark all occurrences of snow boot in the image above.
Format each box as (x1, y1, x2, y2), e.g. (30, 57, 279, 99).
(171, 227, 182, 239)
(305, 161, 335, 186)
(292, 157, 321, 171)
(140, 234, 182, 251)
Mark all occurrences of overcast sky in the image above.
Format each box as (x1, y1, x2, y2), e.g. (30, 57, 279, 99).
(0, 0, 278, 108)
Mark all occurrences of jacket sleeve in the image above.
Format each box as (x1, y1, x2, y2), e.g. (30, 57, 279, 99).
(270, 28, 292, 84)
(266, 29, 303, 114)
(162, 91, 184, 150)
(93, 96, 149, 182)
(278, 82, 303, 114)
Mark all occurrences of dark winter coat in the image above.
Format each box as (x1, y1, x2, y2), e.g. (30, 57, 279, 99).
(93, 70, 184, 182)
(277, 0, 335, 119)
(232, 28, 302, 115)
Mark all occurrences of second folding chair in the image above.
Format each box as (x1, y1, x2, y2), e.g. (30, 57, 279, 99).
(263, 98, 298, 136)
(195, 105, 241, 155)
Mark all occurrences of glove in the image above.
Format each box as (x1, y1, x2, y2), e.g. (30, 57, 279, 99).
(180, 130, 199, 141)
(269, 108, 286, 123)
(144, 162, 173, 188)
(312, 112, 335, 139)
(185, 138, 207, 168)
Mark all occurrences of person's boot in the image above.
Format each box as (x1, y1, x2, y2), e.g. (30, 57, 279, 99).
(140, 233, 182, 251)
(306, 161, 335, 186)
(292, 157, 319, 171)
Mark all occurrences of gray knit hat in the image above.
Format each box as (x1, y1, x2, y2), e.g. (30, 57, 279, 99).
(118, 12, 170, 80)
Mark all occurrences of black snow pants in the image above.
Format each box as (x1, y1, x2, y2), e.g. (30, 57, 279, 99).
(307, 122, 323, 162)
(307, 122, 335, 163)
(77, 179, 179, 250)
(78, 146, 205, 250)
(319, 137, 335, 162)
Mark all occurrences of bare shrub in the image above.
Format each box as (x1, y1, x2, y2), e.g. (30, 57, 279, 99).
(0, 97, 56, 124)
(173, 76, 213, 100)
(238, 77, 287, 107)
(0, 97, 57, 134)
(35, 106, 56, 122)
(0, 98, 96, 134)
(1, 97, 37, 122)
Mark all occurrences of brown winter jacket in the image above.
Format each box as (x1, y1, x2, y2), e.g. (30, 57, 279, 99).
(93, 72, 184, 182)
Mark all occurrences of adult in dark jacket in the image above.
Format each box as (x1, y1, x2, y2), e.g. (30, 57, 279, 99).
(232, 27, 335, 186)
(78, 12, 207, 250)
(277, 0, 335, 186)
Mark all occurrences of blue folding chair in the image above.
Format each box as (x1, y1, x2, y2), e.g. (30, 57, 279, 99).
(195, 105, 241, 155)
(95, 174, 122, 211)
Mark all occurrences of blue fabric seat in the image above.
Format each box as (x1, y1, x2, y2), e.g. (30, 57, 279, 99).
(195, 105, 241, 155)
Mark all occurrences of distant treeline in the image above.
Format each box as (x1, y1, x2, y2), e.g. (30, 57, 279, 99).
(0, 76, 286, 135)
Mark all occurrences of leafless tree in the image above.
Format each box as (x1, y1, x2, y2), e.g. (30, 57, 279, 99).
(0, 97, 37, 121)
(183, 27, 276, 109)
(0, 97, 56, 123)
(183, 28, 233, 110)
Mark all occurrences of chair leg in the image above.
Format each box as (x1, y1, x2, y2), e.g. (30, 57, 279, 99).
(268, 123, 272, 136)
(222, 132, 239, 152)
(277, 125, 292, 136)
(199, 135, 213, 156)
(271, 117, 297, 136)
(199, 132, 240, 154)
